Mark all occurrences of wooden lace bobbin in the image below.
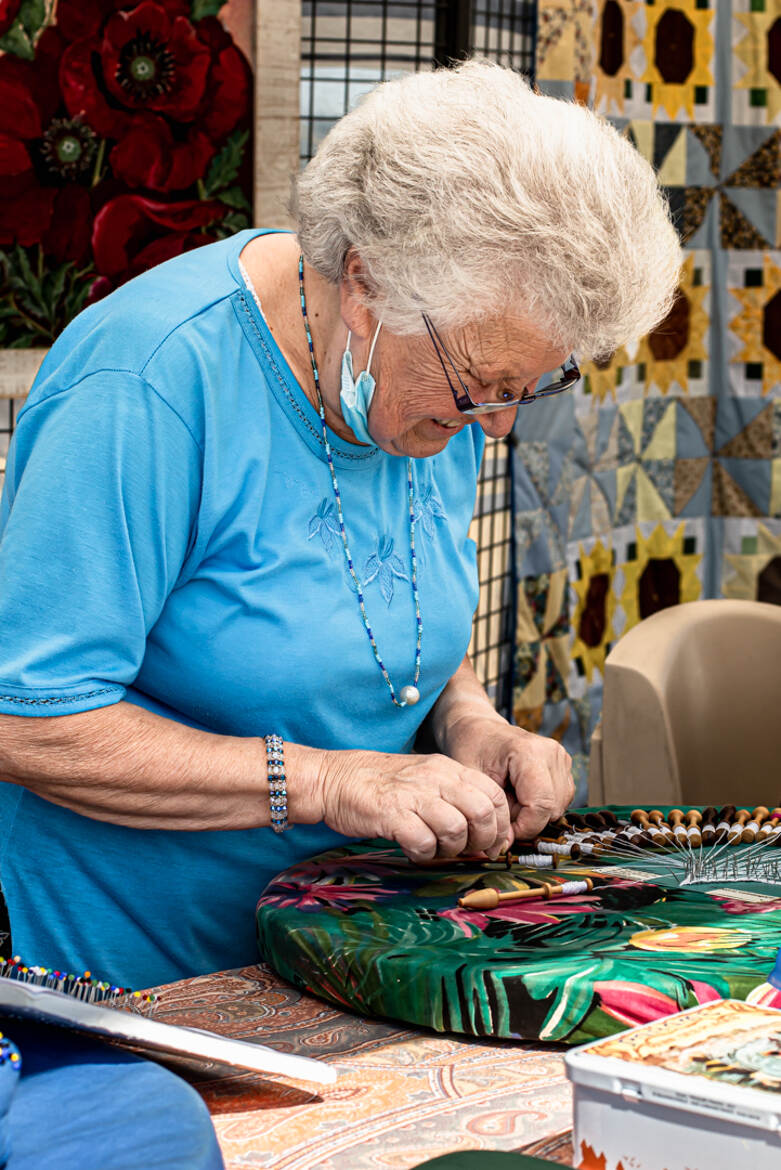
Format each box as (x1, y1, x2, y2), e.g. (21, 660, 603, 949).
(584, 812, 614, 832)
(583, 812, 605, 827)
(757, 807, 781, 842)
(530, 821, 570, 849)
(533, 836, 582, 860)
(419, 853, 556, 870)
(715, 805, 737, 842)
(741, 806, 770, 844)
(533, 817, 578, 843)
(668, 809, 689, 848)
(542, 817, 568, 835)
(582, 813, 623, 852)
(602, 813, 625, 841)
(700, 806, 718, 845)
(685, 809, 703, 848)
(515, 822, 563, 844)
(630, 810, 665, 848)
(579, 814, 613, 844)
(648, 810, 676, 845)
(563, 813, 591, 836)
(605, 828, 644, 856)
(643, 809, 676, 848)
(574, 833, 612, 859)
(505, 851, 560, 870)
(765, 809, 781, 847)
(610, 819, 642, 844)
(582, 809, 623, 832)
(458, 877, 594, 911)
(554, 816, 592, 850)
(614, 811, 652, 847)
(728, 808, 752, 845)
(522, 852, 560, 870)
(520, 825, 567, 846)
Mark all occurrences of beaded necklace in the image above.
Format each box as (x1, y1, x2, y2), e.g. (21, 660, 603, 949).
(298, 255, 422, 708)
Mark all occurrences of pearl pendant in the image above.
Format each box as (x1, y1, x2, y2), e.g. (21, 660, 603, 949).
(400, 685, 420, 706)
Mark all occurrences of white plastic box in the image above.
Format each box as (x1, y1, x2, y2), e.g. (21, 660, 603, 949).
(565, 1000, 781, 1170)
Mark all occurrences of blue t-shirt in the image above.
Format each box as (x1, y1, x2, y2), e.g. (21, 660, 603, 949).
(0, 230, 483, 988)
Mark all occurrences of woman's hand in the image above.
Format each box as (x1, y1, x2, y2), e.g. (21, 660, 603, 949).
(439, 712, 574, 842)
(315, 749, 513, 863)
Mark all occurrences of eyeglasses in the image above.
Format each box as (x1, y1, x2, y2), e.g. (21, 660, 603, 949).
(423, 314, 581, 416)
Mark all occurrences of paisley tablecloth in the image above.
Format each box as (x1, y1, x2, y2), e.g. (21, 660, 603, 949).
(147, 964, 574, 1170)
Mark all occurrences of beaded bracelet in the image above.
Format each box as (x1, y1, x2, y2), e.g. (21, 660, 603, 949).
(264, 734, 289, 833)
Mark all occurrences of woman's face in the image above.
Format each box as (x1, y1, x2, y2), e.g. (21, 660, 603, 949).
(364, 315, 573, 458)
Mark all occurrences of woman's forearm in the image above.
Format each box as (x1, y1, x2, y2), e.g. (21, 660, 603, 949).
(429, 654, 506, 751)
(0, 702, 325, 831)
(0, 699, 515, 859)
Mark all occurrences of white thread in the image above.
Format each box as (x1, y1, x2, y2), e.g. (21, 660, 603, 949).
(573, 813, 781, 890)
(559, 881, 589, 895)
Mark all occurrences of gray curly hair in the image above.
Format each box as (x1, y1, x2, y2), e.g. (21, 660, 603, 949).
(292, 60, 682, 360)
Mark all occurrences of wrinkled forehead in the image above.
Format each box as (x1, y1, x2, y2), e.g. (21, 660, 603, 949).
(444, 314, 571, 377)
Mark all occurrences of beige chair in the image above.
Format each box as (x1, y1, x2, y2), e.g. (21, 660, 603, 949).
(588, 599, 781, 807)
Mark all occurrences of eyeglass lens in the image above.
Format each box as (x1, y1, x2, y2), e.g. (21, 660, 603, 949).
(467, 364, 580, 407)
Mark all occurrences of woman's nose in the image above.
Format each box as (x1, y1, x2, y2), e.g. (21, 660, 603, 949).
(476, 408, 518, 440)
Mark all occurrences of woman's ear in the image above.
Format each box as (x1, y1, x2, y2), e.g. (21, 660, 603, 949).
(339, 249, 378, 341)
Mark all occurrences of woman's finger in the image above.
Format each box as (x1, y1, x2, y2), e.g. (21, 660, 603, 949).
(507, 753, 571, 840)
(450, 769, 512, 856)
(392, 810, 439, 863)
(418, 797, 470, 857)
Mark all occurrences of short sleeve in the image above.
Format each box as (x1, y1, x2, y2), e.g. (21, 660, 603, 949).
(0, 371, 202, 716)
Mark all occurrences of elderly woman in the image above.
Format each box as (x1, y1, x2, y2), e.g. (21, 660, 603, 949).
(0, 62, 680, 988)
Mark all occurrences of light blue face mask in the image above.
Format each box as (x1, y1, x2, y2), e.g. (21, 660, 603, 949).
(339, 322, 382, 445)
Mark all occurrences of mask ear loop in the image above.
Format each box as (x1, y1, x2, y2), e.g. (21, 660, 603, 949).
(345, 323, 383, 375)
(366, 321, 382, 374)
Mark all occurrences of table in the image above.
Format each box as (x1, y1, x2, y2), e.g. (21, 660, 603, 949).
(148, 963, 576, 1170)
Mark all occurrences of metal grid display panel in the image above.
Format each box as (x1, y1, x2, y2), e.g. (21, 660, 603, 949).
(300, 1, 536, 157)
(301, 1, 535, 717)
(468, 436, 515, 715)
(471, 0, 536, 71)
(301, 2, 437, 164)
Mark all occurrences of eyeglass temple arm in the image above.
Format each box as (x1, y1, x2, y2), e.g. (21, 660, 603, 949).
(422, 314, 475, 401)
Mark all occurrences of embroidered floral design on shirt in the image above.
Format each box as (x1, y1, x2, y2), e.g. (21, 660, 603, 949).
(412, 484, 447, 566)
(308, 499, 340, 554)
(361, 536, 410, 606)
(309, 485, 446, 602)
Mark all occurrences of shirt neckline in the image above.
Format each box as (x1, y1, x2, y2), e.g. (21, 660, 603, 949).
(227, 229, 383, 470)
